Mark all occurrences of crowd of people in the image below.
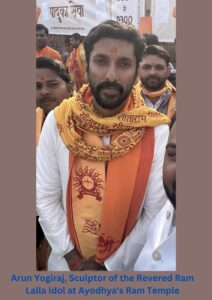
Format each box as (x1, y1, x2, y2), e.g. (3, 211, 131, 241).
(36, 20, 176, 271)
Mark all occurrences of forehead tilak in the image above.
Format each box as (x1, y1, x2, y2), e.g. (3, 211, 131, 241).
(110, 47, 117, 56)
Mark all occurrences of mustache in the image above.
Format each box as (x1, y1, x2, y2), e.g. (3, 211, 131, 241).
(96, 81, 124, 94)
(147, 76, 160, 80)
(40, 98, 56, 102)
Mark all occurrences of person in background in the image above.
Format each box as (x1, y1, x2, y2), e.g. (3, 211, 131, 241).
(36, 57, 73, 144)
(142, 33, 176, 87)
(139, 45, 176, 122)
(36, 24, 62, 62)
(36, 57, 73, 270)
(36, 20, 170, 271)
(66, 33, 87, 92)
(134, 119, 176, 271)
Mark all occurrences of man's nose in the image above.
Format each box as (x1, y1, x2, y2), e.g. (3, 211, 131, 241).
(149, 67, 157, 75)
(40, 86, 51, 96)
(105, 64, 118, 82)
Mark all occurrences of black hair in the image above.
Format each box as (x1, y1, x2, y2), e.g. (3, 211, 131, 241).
(36, 24, 49, 35)
(36, 57, 70, 83)
(83, 20, 145, 67)
(142, 45, 170, 66)
(142, 33, 160, 46)
(70, 33, 82, 42)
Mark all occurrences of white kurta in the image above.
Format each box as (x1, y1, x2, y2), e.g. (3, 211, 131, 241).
(133, 200, 176, 271)
(36, 110, 169, 271)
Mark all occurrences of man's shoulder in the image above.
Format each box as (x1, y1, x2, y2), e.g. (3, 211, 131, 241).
(152, 124, 169, 156)
(46, 46, 59, 54)
(154, 123, 169, 138)
(43, 110, 56, 128)
(45, 46, 62, 60)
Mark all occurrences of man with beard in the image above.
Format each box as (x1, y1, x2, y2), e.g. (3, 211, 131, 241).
(36, 20, 170, 271)
(36, 24, 62, 61)
(134, 121, 176, 271)
(139, 45, 176, 122)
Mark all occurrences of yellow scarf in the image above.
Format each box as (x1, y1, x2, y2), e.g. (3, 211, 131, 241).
(36, 107, 45, 146)
(139, 80, 176, 121)
(55, 84, 169, 263)
(55, 84, 169, 162)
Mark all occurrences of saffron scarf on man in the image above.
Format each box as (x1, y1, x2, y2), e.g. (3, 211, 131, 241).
(139, 80, 176, 121)
(66, 43, 86, 91)
(36, 107, 45, 146)
(55, 84, 169, 263)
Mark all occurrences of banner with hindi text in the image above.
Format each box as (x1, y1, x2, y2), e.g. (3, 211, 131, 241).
(36, 0, 176, 42)
(36, 0, 99, 35)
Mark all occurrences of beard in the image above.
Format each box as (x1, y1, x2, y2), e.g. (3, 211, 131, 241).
(36, 40, 47, 50)
(140, 76, 166, 91)
(88, 74, 136, 110)
(163, 179, 176, 209)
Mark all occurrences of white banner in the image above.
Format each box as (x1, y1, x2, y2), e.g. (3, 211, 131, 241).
(96, 0, 110, 23)
(154, 0, 170, 24)
(36, 0, 176, 42)
(36, 0, 140, 35)
(111, 0, 139, 28)
(36, 0, 98, 35)
(152, 0, 176, 42)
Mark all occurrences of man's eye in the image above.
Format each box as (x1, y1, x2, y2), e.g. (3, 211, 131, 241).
(119, 61, 131, 68)
(167, 151, 176, 160)
(95, 58, 107, 65)
(142, 65, 151, 70)
(48, 83, 59, 87)
(36, 83, 42, 90)
(156, 65, 165, 70)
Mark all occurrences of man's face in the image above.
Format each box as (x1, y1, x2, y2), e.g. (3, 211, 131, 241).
(140, 55, 170, 91)
(163, 123, 176, 209)
(87, 38, 138, 111)
(36, 29, 48, 50)
(36, 68, 70, 115)
(69, 37, 79, 49)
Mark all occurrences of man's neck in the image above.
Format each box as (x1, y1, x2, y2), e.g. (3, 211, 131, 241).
(142, 84, 166, 104)
(148, 95, 161, 104)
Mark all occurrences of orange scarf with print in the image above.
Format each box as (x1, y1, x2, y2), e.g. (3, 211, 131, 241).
(55, 84, 169, 263)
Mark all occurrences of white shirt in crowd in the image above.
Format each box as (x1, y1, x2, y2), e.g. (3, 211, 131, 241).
(36, 110, 169, 271)
(134, 200, 176, 271)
